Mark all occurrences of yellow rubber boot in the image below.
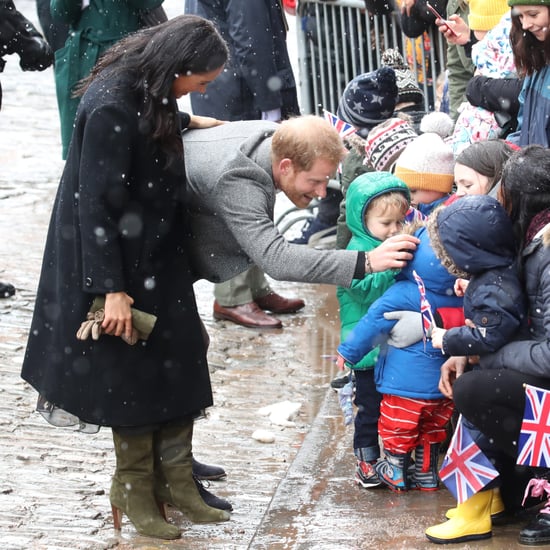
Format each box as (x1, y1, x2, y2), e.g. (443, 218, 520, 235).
(445, 487, 505, 520)
(425, 489, 492, 544)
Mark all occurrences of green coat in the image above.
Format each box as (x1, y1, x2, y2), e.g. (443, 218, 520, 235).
(445, 0, 475, 121)
(51, 0, 162, 158)
(336, 172, 409, 370)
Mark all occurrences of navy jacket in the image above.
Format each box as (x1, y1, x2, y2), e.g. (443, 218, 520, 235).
(428, 195, 527, 357)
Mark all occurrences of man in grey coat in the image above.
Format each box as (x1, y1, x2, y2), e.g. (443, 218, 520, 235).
(183, 116, 419, 292)
(185, 0, 302, 329)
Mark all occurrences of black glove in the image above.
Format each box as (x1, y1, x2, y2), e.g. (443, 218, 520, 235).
(18, 35, 53, 71)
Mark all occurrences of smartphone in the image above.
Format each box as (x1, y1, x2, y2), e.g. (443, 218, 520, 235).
(426, 2, 458, 37)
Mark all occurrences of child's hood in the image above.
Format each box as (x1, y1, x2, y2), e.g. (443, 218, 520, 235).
(346, 171, 410, 239)
(427, 194, 516, 278)
(398, 225, 457, 295)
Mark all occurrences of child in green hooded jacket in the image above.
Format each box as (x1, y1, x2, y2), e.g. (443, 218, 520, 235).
(336, 171, 410, 488)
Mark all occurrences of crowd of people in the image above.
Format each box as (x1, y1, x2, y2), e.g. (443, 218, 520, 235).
(4, 0, 550, 546)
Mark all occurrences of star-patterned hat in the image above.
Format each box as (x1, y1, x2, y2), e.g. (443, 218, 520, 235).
(337, 66, 398, 138)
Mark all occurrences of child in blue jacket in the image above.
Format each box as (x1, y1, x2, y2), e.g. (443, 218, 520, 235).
(338, 219, 462, 491)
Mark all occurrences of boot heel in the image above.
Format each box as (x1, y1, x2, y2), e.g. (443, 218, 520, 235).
(157, 500, 167, 521)
(112, 504, 122, 531)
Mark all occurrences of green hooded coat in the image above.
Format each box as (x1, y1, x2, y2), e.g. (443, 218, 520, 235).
(51, 0, 162, 158)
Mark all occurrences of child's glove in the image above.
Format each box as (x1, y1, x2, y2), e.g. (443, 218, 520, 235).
(384, 310, 424, 348)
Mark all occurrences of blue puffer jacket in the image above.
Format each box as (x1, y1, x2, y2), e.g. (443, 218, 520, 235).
(338, 225, 463, 399)
(428, 195, 527, 357)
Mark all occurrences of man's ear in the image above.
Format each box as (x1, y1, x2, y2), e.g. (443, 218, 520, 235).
(279, 158, 293, 175)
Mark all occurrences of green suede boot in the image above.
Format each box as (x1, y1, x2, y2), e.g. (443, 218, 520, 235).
(110, 429, 181, 539)
(155, 420, 230, 523)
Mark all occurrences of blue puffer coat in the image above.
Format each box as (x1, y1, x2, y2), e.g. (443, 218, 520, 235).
(428, 195, 527, 357)
(338, 225, 463, 399)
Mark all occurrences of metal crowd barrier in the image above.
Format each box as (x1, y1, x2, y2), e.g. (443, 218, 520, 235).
(295, 0, 446, 116)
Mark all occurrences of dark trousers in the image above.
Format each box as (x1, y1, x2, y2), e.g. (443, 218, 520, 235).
(454, 368, 550, 459)
(353, 368, 381, 462)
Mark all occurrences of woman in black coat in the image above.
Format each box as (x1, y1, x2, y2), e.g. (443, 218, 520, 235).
(21, 15, 230, 539)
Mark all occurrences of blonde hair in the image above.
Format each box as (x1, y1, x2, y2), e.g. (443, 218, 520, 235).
(271, 115, 345, 172)
(366, 191, 410, 222)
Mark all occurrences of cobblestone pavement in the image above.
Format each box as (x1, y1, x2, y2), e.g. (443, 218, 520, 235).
(0, 2, 526, 549)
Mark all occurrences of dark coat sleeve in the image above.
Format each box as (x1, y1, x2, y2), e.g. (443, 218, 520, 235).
(77, 103, 137, 294)
(466, 75, 522, 117)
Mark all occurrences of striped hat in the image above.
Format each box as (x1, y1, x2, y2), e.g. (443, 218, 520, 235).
(364, 117, 418, 172)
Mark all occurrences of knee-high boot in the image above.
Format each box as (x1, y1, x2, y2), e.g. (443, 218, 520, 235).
(155, 420, 230, 523)
(425, 489, 492, 544)
(110, 429, 181, 539)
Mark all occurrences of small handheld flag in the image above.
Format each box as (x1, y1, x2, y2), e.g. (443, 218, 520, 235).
(439, 415, 499, 504)
(323, 110, 356, 139)
(517, 384, 550, 468)
(412, 270, 436, 344)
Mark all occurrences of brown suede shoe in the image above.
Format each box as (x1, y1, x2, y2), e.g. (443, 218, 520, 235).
(213, 301, 282, 328)
(255, 292, 305, 314)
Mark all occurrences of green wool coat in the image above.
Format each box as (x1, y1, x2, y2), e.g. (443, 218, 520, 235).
(336, 172, 409, 370)
(51, 0, 162, 158)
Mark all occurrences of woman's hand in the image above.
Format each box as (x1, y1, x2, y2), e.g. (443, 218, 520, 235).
(400, 0, 416, 16)
(368, 233, 419, 272)
(189, 115, 226, 129)
(102, 292, 134, 341)
(439, 355, 467, 398)
(437, 14, 470, 45)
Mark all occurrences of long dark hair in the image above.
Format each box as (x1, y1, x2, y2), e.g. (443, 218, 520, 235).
(510, 6, 550, 76)
(455, 140, 514, 192)
(500, 145, 550, 251)
(78, 15, 228, 163)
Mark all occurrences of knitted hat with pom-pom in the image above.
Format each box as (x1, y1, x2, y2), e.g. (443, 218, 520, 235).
(393, 112, 455, 193)
(381, 48, 424, 106)
(337, 66, 398, 137)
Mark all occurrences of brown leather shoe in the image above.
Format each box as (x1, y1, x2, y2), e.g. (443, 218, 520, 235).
(213, 301, 282, 329)
(255, 292, 305, 314)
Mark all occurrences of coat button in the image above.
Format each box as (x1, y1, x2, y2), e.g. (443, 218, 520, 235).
(481, 316, 488, 325)
(85, 277, 93, 287)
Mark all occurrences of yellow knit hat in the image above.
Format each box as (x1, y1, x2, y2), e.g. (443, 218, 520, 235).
(468, 0, 509, 31)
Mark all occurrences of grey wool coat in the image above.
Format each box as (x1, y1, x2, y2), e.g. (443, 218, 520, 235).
(21, 71, 212, 428)
(182, 120, 360, 286)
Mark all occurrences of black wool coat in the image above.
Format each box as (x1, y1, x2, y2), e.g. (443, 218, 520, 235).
(21, 72, 212, 427)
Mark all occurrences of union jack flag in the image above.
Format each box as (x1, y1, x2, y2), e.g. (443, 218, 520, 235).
(439, 415, 499, 504)
(412, 270, 436, 344)
(517, 384, 550, 468)
(323, 110, 356, 138)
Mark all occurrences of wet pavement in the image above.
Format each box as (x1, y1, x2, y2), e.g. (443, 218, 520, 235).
(0, 2, 528, 549)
